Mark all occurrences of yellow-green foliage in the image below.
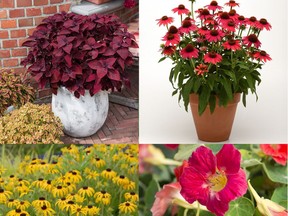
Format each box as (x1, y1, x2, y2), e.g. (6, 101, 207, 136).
(0, 68, 35, 116)
(0, 103, 63, 144)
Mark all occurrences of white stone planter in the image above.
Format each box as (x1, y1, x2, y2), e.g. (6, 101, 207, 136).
(52, 87, 109, 138)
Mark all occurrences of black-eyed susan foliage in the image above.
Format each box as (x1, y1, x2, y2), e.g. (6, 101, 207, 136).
(0, 144, 139, 215)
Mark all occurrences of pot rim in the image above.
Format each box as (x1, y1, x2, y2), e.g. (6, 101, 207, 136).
(189, 93, 241, 105)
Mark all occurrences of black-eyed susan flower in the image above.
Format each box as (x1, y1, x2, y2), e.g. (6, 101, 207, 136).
(94, 191, 111, 205)
(43, 180, 53, 192)
(17, 178, 30, 187)
(74, 194, 85, 204)
(66, 170, 82, 183)
(78, 186, 95, 197)
(118, 201, 137, 214)
(16, 184, 32, 197)
(52, 185, 68, 198)
(31, 178, 45, 188)
(55, 197, 69, 211)
(113, 175, 130, 186)
(61, 145, 79, 155)
(15, 200, 30, 210)
(7, 209, 30, 216)
(32, 197, 51, 209)
(0, 166, 6, 175)
(65, 182, 76, 193)
(125, 154, 138, 163)
(85, 205, 100, 215)
(124, 192, 139, 202)
(85, 170, 99, 180)
(0, 188, 12, 203)
(35, 205, 56, 216)
(70, 204, 87, 216)
(122, 181, 136, 190)
(92, 157, 106, 168)
(63, 200, 76, 212)
(6, 198, 20, 208)
(101, 168, 117, 179)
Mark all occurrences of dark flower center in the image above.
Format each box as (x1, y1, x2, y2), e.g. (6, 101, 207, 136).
(185, 44, 195, 52)
(201, 26, 208, 31)
(178, 4, 185, 9)
(249, 16, 257, 22)
(61, 197, 66, 201)
(259, 18, 268, 25)
(209, 52, 217, 58)
(228, 40, 236, 45)
(201, 9, 210, 16)
(125, 203, 130, 206)
(161, 16, 168, 20)
(16, 209, 21, 213)
(39, 197, 45, 200)
(210, 30, 219, 36)
(83, 186, 88, 189)
(168, 26, 178, 34)
(9, 199, 14, 202)
(41, 162, 46, 165)
(72, 171, 77, 175)
(18, 178, 23, 181)
(182, 20, 192, 28)
(101, 190, 106, 194)
(229, 0, 235, 3)
(120, 175, 125, 179)
(20, 214, 26, 216)
(229, 10, 236, 16)
(96, 158, 100, 161)
(210, 1, 218, 6)
(10, 175, 14, 178)
(130, 192, 136, 195)
(38, 178, 43, 181)
(88, 205, 93, 208)
(260, 51, 267, 56)
(228, 21, 235, 26)
(0, 189, 4, 193)
(238, 15, 245, 21)
(57, 186, 62, 189)
(77, 208, 81, 212)
(20, 201, 24, 205)
(52, 161, 57, 164)
(47, 180, 51, 184)
(167, 34, 175, 40)
(68, 201, 74, 204)
(220, 12, 230, 19)
(106, 168, 111, 172)
(42, 205, 47, 210)
(248, 34, 258, 42)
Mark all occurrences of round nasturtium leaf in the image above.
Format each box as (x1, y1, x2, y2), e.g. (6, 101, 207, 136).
(225, 197, 255, 216)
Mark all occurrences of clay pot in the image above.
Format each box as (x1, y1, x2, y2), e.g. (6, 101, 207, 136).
(190, 93, 241, 142)
(86, 0, 111, 4)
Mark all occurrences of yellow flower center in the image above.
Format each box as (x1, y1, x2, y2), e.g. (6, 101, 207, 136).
(208, 171, 227, 192)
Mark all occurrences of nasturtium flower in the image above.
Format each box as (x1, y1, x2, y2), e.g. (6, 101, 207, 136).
(124, 192, 139, 202)
(260, 144, 287, 165)
(180, 144, 248, 216)
(119, 201, 137, 214)
(94, 191, 111, 205)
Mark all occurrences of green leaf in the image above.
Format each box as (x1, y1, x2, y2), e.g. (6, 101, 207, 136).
(193, 78, 201, 93)
(198, 87, 211, 115)
(144, 177, 160, 214)
(222, 78, 233, 100)
(262, 162, 288, 184)
(271, 187, 288, 208)
(182, 78, 194, 109)
(245, 73, 256, 92)
(205, 144, 223, 153)
(209, 94, 216, 114)
(174, 144, 200, 161)
(226, 197, 255, 216)
(158, 57, 166, 63)
(240, 149, 262, 168)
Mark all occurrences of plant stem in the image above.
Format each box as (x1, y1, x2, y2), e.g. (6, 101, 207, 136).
(196, 202, 201, 216)
(191, 1, 194, 19)
(184, 208, 189, 216)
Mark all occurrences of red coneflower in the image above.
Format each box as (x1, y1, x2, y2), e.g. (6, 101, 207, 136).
(217, 12, 230, 24)
(162, 33, 180, 46)
(172, 4, 190, 15)
(243, 34, 261, 48)
(161, 46, 176, 56)
(156, 16, 174, 27)
(204, 51, 222, 64)
(198, 8, 212, 20)
(206, 29, 225, 42)
(222, 20, 237, 32)
(228, 9, 239, 21)
(253, 51, 272, 62)
(178, 20, 197, 34)
(168, 25, 179, 34)
(198, 26, 209, 35)
(255, 18, 272, 31)
(246, 16, 258, 28)
(180, 44, 199, 59)
(205, 1, 223, 11)
(224, 0, 240, 7)
(204, 17, 217, 26)
(195, 64, 209, 75)
(223, 39, 241, 51)
(236, 15, 246, 26)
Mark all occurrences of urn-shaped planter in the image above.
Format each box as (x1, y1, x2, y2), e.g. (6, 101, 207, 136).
(52, 87, 109, 138)
(190, 93, 241, 142)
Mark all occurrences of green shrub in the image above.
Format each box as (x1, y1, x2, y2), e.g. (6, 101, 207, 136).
(0, 103, 63, 144)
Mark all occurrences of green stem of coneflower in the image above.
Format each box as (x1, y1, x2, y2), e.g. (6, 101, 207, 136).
(181, 14, 183, 23)
(190, 59, 195, 69)
(184, 208, 189, 216)
(247, 26, 252, 36)
(191, 1, 194, 19)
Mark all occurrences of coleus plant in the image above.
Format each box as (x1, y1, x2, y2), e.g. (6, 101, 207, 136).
(157, 0, 272, 115)
(21, 12, 138, 98)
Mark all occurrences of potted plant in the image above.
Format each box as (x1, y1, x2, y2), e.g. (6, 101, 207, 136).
(0, 68, 35, 116)
(157, 0, 272, 142)
(21, 12, 138, 137)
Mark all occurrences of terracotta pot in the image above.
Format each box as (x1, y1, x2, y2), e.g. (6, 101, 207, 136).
(86, 0, 111, 4)
(190, 93, 241, 142)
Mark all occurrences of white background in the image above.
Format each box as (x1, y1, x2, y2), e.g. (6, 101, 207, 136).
(139, 0, 288, 144)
